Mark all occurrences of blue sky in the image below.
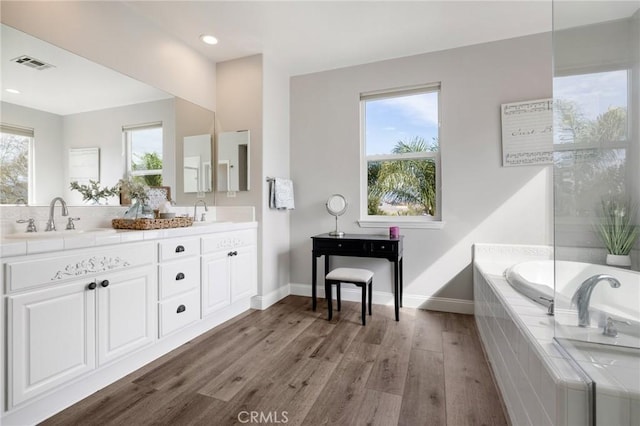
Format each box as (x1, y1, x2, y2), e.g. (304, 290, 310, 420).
(365, 91, 439, 155)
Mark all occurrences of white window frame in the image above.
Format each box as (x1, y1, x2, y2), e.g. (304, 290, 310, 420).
(123, 121, 163, 183)
(358, 85, 444, 229)
(1, 124, 35, 205)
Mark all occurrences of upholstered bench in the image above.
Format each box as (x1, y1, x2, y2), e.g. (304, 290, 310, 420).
(325, 267, 374, 325)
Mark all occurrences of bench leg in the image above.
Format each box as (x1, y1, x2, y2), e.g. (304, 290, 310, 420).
(368, 281, 372, 316)
(325, 280, 333, 321)
(361, 283, 366, 325)
(336, 283, 341, 311)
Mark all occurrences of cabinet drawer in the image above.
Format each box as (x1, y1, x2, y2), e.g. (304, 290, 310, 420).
(5, 242, 155, 293)
(159, 290, 200, 337)
(158, 238, 200, 261)
(314, 239, 366, 253)
(370, 241, 397, 255)
(158, 257, 200, 300)
(202, 229, 257, 254)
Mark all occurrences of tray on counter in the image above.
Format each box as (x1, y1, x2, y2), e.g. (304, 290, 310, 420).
(112, 216, 193, 230)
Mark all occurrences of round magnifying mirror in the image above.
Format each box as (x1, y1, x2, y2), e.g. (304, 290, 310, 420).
(326, 194, 347, 236)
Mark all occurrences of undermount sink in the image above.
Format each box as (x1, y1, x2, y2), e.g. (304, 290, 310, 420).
(4, 228, 117, 240)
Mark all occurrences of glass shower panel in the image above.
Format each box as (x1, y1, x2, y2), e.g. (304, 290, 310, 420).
(553, 0, 640, 349)
(553, 2, 640, 425)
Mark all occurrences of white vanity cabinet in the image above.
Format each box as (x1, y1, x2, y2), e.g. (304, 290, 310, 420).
(157, 237, 201, 337)
(96, 266, 156, 366)
(8, 279, 96, 407)
(1, 221, 258, 425)
(4, 242, 156, 408)
(201, 229, 257, 316)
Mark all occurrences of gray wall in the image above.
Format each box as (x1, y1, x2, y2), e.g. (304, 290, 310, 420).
(62, 99, 175, 205)
(290, 33, 553, 309)
(261, 55, 292, 303)
(215, 53, 293, 306)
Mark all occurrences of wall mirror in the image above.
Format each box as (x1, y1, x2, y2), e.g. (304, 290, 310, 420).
(217, 130, 250, 192)
(0, 23, 215, 206)
(183, 134, 212, 193)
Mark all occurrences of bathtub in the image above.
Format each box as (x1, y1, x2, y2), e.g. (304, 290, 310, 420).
(474, 244, 640, 426)
(505, 260, 640, 337)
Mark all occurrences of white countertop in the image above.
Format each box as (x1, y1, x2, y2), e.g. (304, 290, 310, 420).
(1, 221, 258, 258)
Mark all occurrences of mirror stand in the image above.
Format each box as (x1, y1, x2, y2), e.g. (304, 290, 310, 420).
(329, 215, 344, 237)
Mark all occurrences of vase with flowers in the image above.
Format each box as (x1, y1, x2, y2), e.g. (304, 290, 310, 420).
(595, 197, 638, 267)
(118, 176, 154, 219)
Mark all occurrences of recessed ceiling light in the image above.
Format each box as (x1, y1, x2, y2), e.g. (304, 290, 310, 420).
(5, 88, 20, 94)
(200, 34, 218, 45)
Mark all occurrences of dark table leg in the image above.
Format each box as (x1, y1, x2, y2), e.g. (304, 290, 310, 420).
(312, 253, 317, 311)
(394, 259, 400, 321)
(399, 256, 404, 308)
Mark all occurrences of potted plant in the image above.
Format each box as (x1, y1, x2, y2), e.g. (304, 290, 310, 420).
(69, 180, 120, 205)
(118, 177, 153, 219)
(595, 197, 638, 267)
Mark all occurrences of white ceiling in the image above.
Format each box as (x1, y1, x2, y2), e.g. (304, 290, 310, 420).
(125, 0, 554, 76)
(2, 1, 639, 115)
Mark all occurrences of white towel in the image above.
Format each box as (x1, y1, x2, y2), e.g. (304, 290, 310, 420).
(269, 178, 295, 210)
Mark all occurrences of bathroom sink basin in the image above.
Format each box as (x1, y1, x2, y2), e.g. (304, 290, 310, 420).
(4, 228, 117, 240)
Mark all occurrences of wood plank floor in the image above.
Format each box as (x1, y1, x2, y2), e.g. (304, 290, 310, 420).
(41, 296, 507, 426)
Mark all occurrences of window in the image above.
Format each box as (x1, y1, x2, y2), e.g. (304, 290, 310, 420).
(0, 124, 33, 204)
(124, 122, 163, 186)
(553, 69, 629, 217)
(360, 85, 441, 227)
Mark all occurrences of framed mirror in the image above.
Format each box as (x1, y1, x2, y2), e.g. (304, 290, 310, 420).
(326, 194, 347, 236)
(217, 130, 250, 192)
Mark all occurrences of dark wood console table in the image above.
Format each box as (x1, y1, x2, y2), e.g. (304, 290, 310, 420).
(311, 233, 404, 321)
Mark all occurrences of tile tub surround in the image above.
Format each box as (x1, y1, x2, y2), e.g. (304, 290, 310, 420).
(473, 243, 640, 426)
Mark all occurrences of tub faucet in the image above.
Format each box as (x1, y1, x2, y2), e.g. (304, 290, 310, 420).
(45, 197, 69, 231)
(193, 200, 208, 222)
(571, 274, 621, 327)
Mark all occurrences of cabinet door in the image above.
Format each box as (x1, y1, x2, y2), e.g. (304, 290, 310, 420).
(231, 245, 257, 302)
(8, 281, 96, 407)
(97, 266, 156, 366)
(201, 251, 231, 316)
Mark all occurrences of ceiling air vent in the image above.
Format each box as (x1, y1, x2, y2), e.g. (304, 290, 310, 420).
(11, 55, 55, 70)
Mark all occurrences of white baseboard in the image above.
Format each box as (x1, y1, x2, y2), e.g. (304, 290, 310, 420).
(289, 283, 474, 315)
(251, 284, 290, 310)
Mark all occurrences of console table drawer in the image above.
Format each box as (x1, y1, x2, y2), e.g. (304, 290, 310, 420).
(370, 241, 397, 255)
(314, 239, 366, 253)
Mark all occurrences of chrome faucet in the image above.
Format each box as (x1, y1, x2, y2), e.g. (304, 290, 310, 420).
(571, 274, 621, 327)
(45, 197, 69, 231)
(193, 200, 208, 222)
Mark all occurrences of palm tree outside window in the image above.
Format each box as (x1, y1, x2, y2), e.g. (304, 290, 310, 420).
(361, 85, 441, 225)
